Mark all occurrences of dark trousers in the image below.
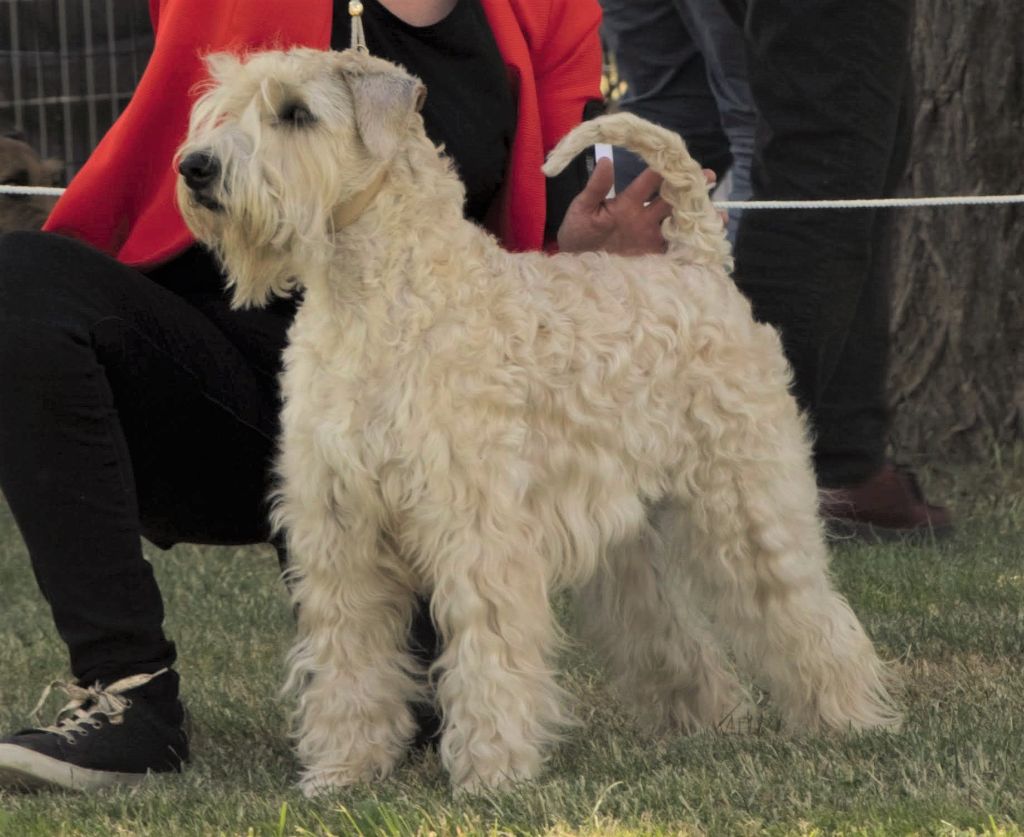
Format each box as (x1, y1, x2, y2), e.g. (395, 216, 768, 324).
(729, 0, 915, 486)
(599, 0, 755, 239)
(0, 232, 438, 688)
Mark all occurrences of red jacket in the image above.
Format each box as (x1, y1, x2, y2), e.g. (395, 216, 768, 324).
(43, 0, 602, 267)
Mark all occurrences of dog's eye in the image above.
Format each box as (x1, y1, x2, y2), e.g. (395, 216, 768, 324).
(277, 102, 316, 127)
(1, 169, 30, 186)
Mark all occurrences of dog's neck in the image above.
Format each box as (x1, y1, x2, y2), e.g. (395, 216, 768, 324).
(310, 129, 492, 320)
(330, 131, 475, 261)
(331, 167, 390, 229)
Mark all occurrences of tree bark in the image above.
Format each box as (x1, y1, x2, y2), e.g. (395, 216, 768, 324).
(885, 0, 1024, 461)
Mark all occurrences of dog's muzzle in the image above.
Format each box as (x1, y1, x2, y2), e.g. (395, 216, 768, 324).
(178, 151, 224, 211)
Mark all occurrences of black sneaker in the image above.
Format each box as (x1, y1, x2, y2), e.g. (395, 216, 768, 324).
(0, 669, 189, 791)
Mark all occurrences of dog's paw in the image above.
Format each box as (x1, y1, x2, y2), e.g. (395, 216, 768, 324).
(297, 749, 405, 797)
(451, 765, 535, 796)
(630, 682, 759, 736)
(298, 767, 369, 798)
(445, 743, 544, 794)
(713, 697, 763, 734)
(299, 774, 341, 799)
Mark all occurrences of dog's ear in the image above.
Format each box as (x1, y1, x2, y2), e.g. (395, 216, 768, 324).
(203, 52, 244, 84)
(344, 70, 426, 160)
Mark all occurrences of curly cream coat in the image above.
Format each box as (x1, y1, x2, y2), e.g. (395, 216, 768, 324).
(177, 48, 899, 795)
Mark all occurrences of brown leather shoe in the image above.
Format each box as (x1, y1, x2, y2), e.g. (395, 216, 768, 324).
(820, 463, 953, 543)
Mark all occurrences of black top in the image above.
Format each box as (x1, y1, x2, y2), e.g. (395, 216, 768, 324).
(332, 0, 516, 225)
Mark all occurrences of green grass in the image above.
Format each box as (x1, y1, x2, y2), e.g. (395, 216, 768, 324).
(1, 451, 1023, 836)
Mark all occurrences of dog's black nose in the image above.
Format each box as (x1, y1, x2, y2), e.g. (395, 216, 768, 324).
(178, 152, 220, 191)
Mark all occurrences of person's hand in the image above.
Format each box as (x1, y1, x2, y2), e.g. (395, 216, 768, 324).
(557, 159, 719, 255)
(556, 158, 668, 255)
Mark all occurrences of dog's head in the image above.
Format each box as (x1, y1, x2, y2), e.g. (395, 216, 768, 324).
(176, 48, 426, 308)
(0, 133, 63, 232)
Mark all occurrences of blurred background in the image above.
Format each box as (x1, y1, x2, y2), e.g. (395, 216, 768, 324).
(0, 0, 1020, 465)
(0, 0, 152, 179)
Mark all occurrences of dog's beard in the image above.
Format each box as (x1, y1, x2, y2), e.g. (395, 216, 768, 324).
(177, 178, 223, 239)
(176, 180, 302, 309)
(216, 232, 299, 309)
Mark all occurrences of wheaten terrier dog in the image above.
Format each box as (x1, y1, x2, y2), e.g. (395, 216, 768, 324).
(176, 48, 900, 794)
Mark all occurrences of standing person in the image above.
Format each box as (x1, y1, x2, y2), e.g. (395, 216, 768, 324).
(599, 0, 756, 241)
(723, 0, 952, 540)
(0, 0, 670, 792)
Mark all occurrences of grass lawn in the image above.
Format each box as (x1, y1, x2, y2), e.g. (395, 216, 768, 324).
(1, 450, 1022, 836)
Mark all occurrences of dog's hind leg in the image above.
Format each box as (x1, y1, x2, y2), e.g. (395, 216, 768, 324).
(576, 514, 752, 734)
(670, 370, 901, 734)
(419, 503, 573, 793)
(283, 503, 423, 796)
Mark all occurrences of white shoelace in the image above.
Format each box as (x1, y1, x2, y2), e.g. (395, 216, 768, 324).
(30, 669, 169, 743)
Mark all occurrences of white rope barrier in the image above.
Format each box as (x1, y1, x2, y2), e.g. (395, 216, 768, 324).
(2, 183, 1023, 209)
(714, 194, 1024, 210)
(0, 185, 66, 197)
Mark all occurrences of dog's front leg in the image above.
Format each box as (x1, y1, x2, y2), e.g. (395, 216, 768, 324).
(283, 500, 422, 796)
(419, 505, 573, 793)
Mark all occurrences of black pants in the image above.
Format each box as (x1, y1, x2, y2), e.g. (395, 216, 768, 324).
(729, 0, 914, 486)
(0, 232, 438, 688)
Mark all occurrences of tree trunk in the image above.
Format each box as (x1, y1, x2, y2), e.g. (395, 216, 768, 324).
(885, 0, 1024, 462)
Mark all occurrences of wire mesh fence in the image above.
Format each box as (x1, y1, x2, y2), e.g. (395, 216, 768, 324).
(0, 0, 153, 180)
(0, 7, 621, 184)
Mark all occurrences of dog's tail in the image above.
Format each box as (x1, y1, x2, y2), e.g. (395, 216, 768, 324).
(542, 112, 732, 272)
